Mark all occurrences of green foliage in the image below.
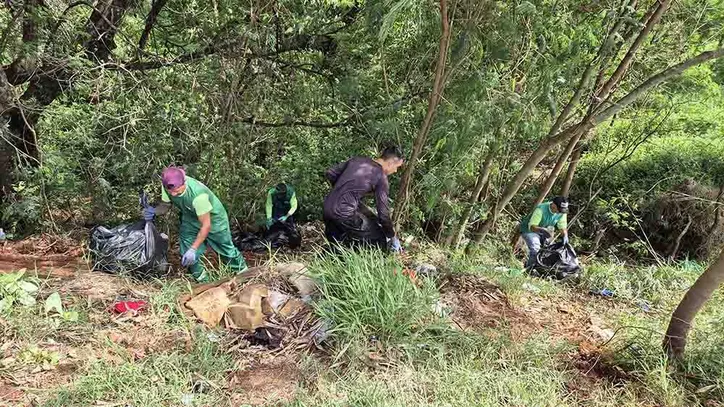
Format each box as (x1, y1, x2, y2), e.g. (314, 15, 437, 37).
(0, 271, 41, 313)
(310, 247, 439, 344)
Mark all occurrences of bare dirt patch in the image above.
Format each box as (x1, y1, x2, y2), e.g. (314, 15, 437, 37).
(439, 273, 530, 334)
(229, 356, 301, 406)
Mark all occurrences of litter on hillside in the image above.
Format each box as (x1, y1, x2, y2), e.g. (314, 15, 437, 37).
(178, 263, 328, 351)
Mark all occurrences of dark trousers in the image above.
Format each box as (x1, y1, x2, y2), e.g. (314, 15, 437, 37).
(324, 211, 387, 251)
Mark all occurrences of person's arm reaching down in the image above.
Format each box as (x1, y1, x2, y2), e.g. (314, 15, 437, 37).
(265, 188, 274, 220)
(287, 191, 298, 216)
(374, 175, 395, 239)
(325, 161, 348, 186)
(557, 214, 569, 244)
(182, 194, 213, 266)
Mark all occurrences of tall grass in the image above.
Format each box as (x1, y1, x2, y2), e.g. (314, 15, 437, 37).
(310, 247, 439, 344)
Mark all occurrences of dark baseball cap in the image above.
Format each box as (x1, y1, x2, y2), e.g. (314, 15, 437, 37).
(552, 196, 569, 213)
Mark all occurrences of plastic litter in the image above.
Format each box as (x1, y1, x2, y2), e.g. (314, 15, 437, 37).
(589, 288, 615, 298)
(112, 300, 147, 314)
(88, 193, 169, 279)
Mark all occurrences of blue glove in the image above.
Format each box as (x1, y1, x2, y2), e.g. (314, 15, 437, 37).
(562, 235, 569, 245)
(390, 237, 402, 253)
(279, 215, 288, 222)
(142, 206, 156, 221)
(181, 248, 197, 267)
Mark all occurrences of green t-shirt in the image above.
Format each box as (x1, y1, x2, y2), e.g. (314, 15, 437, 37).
(520, 202, 568, 234)
(265, 184, 297, 219)
(162, 176, 230, 232)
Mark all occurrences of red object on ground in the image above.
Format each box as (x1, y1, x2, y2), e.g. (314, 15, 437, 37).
(112, 300, 147, 314)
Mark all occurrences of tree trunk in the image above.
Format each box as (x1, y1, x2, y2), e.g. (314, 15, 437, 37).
(448, 140, 499, 248)
(664, 248, 724, 359)
(531, 133, 582, 208)
(561, 142, 584, 197)
(393, 0, 450, 228)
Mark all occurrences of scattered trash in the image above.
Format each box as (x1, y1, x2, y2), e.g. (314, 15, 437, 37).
(186, 286, 233, 327)
(637, 300, 651, 312)
(588, 315, 615, 342)
(179, 263, 327, 350)
(494, 266, 509, 272)
(180, 393, 194, 406)
(206, 332, 221, 343)
(522, 282, 541, 293)
(0, 228, 5, 242)
(589, 288, 615, 298)
(112, 300, 147, 315)
(414, 263, 438, 278)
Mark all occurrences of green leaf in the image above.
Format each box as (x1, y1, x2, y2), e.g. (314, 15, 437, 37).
(62, 311, 79, 322)
(45, 292, 63, 315)
(18, 281, 39, 295)
(17, 293, 36, 307)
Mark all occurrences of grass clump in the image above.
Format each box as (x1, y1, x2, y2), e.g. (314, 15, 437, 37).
(310, 247, 439, 345)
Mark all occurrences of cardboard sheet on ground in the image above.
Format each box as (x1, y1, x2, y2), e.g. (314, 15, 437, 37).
(178, 263, 324, 349)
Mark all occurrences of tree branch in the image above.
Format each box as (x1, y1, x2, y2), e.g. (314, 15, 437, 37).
(593, 48, 724, 124)
(138, 0, 167, 50)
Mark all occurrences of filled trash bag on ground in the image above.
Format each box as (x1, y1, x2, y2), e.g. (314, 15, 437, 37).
(89, 220, 170, 278)
(235, 221, 301, 252)
(532, 242, 581, 281)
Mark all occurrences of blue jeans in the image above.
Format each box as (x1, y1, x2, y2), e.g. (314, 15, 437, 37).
(522, 232, 544, 269)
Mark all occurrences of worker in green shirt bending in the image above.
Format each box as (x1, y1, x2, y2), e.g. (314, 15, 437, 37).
(143, 167, 247, 282)
(265, 183, 298, 227)
(520, 196, 570, 270)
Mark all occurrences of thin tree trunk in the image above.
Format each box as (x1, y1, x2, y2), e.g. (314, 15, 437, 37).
(449, 140, 499, 248)
(664, 248, 724, 359)
(531, 133, 583, 208)
(561, 142, 584, 197)
(669, 215, 692, 261)
(393, 0, 450, 228)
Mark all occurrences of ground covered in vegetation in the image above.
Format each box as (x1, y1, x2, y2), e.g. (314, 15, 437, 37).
(1, 235, 722, 407)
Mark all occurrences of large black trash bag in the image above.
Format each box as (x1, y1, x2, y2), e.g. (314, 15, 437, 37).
(88, 193, 170, 278)
(533, 242, 581, 281)
(89, 220, 170, 278)
(235, 221, 301, 252)
(264, 221, 301, 249)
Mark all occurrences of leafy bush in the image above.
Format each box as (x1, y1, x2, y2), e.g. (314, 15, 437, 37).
(310, 247, 439, 344)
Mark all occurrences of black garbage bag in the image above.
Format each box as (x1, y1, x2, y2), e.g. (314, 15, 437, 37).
(235, 231, 268, 252)
(533, 242, 581, 280)
(89, 192, 170, 278)
(264, 221, 301, 250)
(89, 220, 170, 278)
(235, 221, 301, 252)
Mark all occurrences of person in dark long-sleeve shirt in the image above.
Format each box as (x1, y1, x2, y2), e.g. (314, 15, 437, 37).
(323, 146, 404, 251)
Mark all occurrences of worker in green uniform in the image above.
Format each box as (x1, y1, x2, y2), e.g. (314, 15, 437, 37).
(265, 183, 298, 227)
(520, 196, 569, 270)
(143, 166, 247, 282)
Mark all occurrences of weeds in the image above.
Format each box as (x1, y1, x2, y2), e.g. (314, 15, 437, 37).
(310, 247, 439, 344)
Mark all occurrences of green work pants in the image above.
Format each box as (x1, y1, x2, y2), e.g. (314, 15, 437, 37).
(179, 226, 247, 282)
